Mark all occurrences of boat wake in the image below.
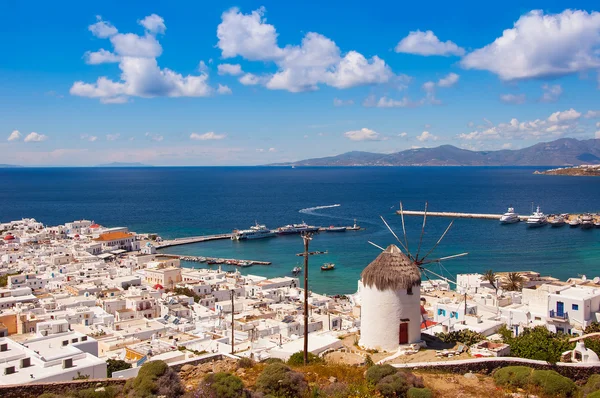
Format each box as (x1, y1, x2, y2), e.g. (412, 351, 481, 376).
(299, 204, 341, 215)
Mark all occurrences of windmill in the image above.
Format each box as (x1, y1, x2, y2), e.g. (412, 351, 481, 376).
(359, 201, 467, 351)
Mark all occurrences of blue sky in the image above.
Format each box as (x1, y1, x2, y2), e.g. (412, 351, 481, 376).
(1, 0, 600, 166)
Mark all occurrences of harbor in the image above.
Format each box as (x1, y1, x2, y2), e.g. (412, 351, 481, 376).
(175, 255, 271, 266)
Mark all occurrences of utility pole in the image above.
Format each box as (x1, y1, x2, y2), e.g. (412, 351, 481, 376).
(302, 233, 311, 366)
(463, 291, 467, 325)
(230, 289, 235, 355)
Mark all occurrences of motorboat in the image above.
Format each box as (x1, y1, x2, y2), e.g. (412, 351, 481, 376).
(276, 222, 320, 235)
(292, 266, 302, 275)
(581, 214, 594, 229)
(549, 216, 566, 227)
(526, 206, 547, 228)
(346, 219, 361, 231)
(321, 263, 335, 271)
(595, 221, 600, 228)
(232, 222, 276, 240)
(569, 218, 581, 228)
(326, 226, 347, 232)
(499, 207, 520, 224)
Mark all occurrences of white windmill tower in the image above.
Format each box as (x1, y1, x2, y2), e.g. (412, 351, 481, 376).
(359, 202, 467, 352)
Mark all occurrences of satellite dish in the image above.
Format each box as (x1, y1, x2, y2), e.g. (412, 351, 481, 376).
(593, 277, 600, 284)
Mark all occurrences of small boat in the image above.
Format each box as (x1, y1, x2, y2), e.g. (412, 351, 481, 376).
(581, 214, 594, 229)
(326, 226, 347, 232)
(292, 266, 302, 275)
(526, 206, 547, 228)
(346, 219, 361, 231)
(500, 207, 520, 224)
(594, 221, 600, 228)
(549, 216, 566, 227)
(321, 263, 335, 271)
(238, 261, 252, 267)
(569, 218, 581, 228)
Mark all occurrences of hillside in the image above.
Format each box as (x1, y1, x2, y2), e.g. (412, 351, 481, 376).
(269, 138, 600, 166)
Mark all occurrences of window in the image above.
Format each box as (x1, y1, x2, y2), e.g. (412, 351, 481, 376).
(407, 287, 413, 295)
(572, 304, 579, 311)
(62, 340, 68, 346)
(451, 311, 457, 319)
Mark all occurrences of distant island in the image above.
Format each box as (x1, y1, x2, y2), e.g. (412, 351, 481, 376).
(534, 165, 600, 176)
(268, 138, 600, 167)
(0, 164, 24, 168)
(95, 162, 151, 167)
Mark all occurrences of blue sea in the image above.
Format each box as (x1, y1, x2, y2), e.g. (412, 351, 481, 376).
(2, 167, 600, 295)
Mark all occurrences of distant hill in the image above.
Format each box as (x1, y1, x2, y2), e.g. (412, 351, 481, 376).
(96, 162, 151, 167)
(269, 138, 600, 166)
(0, 164, 23, 168)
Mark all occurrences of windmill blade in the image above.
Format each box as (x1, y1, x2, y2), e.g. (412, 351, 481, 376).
(421, 252, 468, 265)
(415, 201, 428, 261)
(367, 241, 386, 251)
(419, 219, 455, 262)
(379, 216, 413, 259)
(399, 201, 410, 257)
(420, 266, 458, 286)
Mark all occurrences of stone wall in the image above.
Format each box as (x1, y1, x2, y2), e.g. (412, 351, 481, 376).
(0, 378, 127, 398)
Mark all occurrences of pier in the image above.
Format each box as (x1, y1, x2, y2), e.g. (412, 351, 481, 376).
(396, 210, 528, 221)
(174, 255, 271, 266)
(156, 234, 232, 248)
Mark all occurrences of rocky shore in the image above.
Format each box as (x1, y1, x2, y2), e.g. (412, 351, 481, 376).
(534, 164, 600, 176)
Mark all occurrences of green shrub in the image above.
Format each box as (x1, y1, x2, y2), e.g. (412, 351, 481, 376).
(77, 386, 118, 398)
(501, 326, 572, 363)
(203, 372, 249, 398)
(39, 394, 59, 398)
(287, 351, 323, 366)
(407, 387, 433, 398)
(106, 358, 131, 377)
(364, 355, 375, 368)
(530, 369, 577, 397)
(261, 357, 284, 364)
(588, 391, 600, 398)
(376, 373, 410, 398)
(435, 329, 485, 346)
(128, 360, 184, 398)
(583, 374, 600, 396)
(237, 357, 254, 369)
(365, 364, 397, 384)
(493, 366, 533, 389)
(255, 362, 308, 397)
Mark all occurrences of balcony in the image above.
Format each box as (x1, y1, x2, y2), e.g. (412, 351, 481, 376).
(549, 310, 568, 320)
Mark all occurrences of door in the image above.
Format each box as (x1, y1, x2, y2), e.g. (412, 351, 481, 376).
(399, 322, 408, 344)
(556, 301, 564, 317)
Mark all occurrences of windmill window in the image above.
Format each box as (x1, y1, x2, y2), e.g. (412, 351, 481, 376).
(407, 287, 413, 295)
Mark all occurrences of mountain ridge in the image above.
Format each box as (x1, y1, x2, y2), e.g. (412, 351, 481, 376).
(268, 138, 600, 166)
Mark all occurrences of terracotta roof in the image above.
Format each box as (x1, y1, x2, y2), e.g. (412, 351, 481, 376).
(93, 231, 134, 241)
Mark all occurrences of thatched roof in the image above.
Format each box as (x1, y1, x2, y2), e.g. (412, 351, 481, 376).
(361, 244, 421, 291)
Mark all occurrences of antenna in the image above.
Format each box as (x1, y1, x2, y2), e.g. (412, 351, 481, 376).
(415, 201, 428, 262)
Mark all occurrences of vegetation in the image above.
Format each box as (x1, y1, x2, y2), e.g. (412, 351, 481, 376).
(582, 374, 600, 397)
(287, 350, 324, 366)
(493, 366, 533, 389)
(73, 372, 91, 380)
(435, 329, 485, 347)
(255, 362, 308, 397)
(76, 386, 119, 398)
(236, 357, 254, 369)
(106, 358, 131, 377)
(530, 370, 577, 397)
(503, 272, 524, 291)
(173, 287, 201, 303)
(483, 269, 498, 293)
(126, 360, 184, 398)
(365, 364, 398, 384)
(407, 387, 433, 398)
(199, 372, 250, 398)
(376, 373, 411, 397)
(498, 325, 572, 363)
(0, 272, 21, 288)
(364, 355, 375, 368)
(584, 322, 600, 334)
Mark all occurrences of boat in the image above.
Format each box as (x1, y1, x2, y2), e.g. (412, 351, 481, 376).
(238, 261, 252, 267)
(276, 222, 320, 235)
(581, 214, 594, 229)
(595, 220, 600, 228)
(549, 216, 566, 227)
(292, 266, 302, 275)
(232, 222, 276, 240)
(321, 263, 335, 271)
(526, 206, 548, 228)
(325, 226, 347, 232)
(499, 207, 520, 224)
(346, 219, 361, 231)
(569, 218, 581, 228)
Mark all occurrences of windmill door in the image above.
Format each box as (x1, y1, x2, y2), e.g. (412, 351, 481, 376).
(399, 322, 408, 344)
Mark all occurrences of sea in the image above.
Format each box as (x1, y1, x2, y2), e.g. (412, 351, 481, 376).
(2, 166, 600, 295)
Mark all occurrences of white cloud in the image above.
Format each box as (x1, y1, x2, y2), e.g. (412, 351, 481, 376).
(437, 72, 460, 88)
(596, 122, 600, 128)
(585, 110, 600, 118)
(344, 128, 382, 141)
(84, 49, 120, 64)
(459, 108, 583, 141)
(7, 130, 21, 141)
(501, 143, 513, 149)
(71, 15, 215, 103)
(217, 8, 394, 92)
(500, 93, 526, 104)
(268, 147, 277, 152)
(139, 14, 166, 34)
(256, 148, 265, 152)
(24, 132, 48, 142)
(398, 132, 408, 137)
(461, 10, 600, 80)
(89, 16, 118, 38)
(80, 134, 98, 142)
(145, 132, 164, 142)
(416, 131, 438, 142)
(364, 95, 417, 108)
(596, 131, 600, 139)
(217, 63, 243, 76)
(395, 30, 465, 56)
(106, 133, 120, 141)
(540, 84, 563, 102)
(189, 132, 226, 141)
(217, 84, 232, 95)
(333, 98, 354, 106)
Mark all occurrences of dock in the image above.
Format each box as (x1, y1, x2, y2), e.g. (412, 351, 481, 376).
(156, 234, 232, 248)
(396, 210, 528, 221)
(174, 255, 271, 266)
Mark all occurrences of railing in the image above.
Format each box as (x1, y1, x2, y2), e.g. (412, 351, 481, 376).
(549, 310, 568, 320)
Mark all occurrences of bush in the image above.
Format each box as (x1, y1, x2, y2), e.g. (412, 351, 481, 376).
(435, 329, 485, 347)
(237, 357, 254, 369)
(588, 391, 600, 398)
(77, 386, 118, 398)
(365, 364, 397, 384)
(364, 355, 375, 368)
(530, 370, 577, 397)
(255, 362, 308, 397)
(39, 394, 59, 398)
(493, 366, 533, 389)
(128, 360, 184, 398)
(287, 351, 323, 366)
(202, 372, 249, 398)
(261, 357, 284, 364)
(376, 373, 410, 397)
(583, 374, 600, 396)
(501, 326, 572, 363)
(107, 358, 132, 377)
(407, 387, 433, 398)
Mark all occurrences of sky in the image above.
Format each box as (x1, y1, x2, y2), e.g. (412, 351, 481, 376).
(1, 0, 600, 166)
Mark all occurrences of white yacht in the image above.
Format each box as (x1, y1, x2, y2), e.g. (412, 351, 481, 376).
(526, 206, 548, 228)
(569, 217, 581, 228)
(581, 214, 594, 229)
(499, 207, 520, 224)
(232, 223, 276, 240)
